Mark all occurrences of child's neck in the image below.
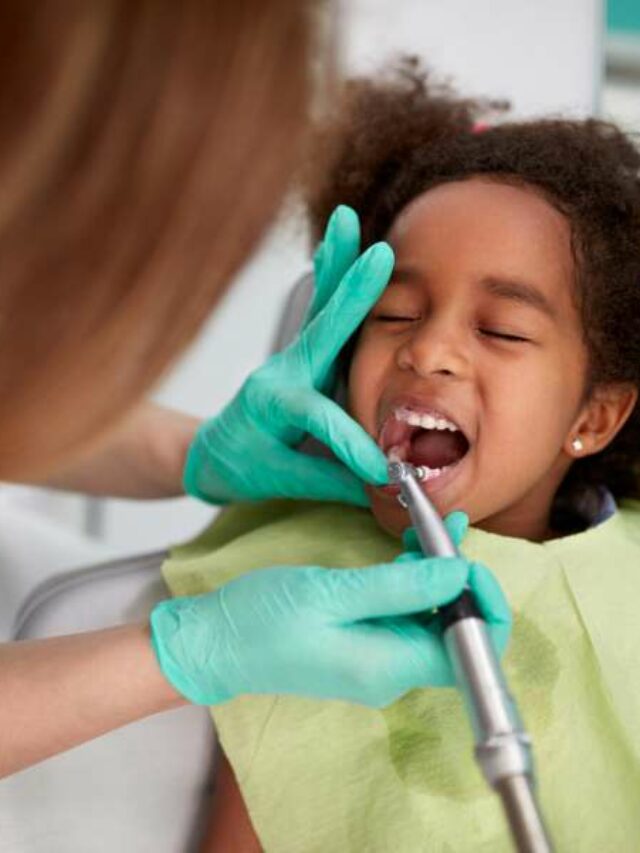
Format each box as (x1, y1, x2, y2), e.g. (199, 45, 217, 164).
(476, 503, 555, 543)
(473, 469, 579, 542)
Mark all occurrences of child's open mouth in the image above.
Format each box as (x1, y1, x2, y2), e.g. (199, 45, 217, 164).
(377, 406, 470, 491)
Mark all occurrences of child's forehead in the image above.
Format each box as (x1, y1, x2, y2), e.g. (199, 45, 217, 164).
(388, 178, 576, 321)
(390, 177, 567, 239)
(387, 176, 574, 282)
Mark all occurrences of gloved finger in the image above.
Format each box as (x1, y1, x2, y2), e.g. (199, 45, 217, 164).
(395, 558, 511, 646)
(316, 205, 361, 298)
(276, 388, 388, 485)
(401, 510, 469, 554)
(394, 550, 422, 564)
(264, 441, 373, 506)
(320, 556, 469, 622)
(310, 240, 324, 305)
(401, 528, 419, 552)
(467, 561, 512, 655)
(392, 558, 511, 656)
(380, 618, 454, 690)
(346, 618, 454, 706)
(444, 510, 469, 546)
(302, 242, 394, 379)
(306, 205, 361, 324)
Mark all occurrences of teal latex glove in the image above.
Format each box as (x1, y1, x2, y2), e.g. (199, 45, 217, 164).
(150, 530, 509, 708)
(306, 204, 361, 328)
(399, 511, 512, 684)
(184, 205, 391, 507)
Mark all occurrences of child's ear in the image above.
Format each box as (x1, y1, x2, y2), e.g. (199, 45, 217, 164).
(565, 383, 638, 458)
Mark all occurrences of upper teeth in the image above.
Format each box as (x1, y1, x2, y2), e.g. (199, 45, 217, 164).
(396, 408, 459, 432)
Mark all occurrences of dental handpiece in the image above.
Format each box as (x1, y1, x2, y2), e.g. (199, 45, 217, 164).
(388, 462, 553, 853)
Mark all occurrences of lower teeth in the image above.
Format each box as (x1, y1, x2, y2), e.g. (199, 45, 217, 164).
(386, 447, 453, 482)
(415, 465, 448, 481)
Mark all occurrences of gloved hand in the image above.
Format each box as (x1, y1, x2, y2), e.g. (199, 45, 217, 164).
(149, 512, 511, 708)
(399, 511, 512, 683)
(183, 205, 391, 507)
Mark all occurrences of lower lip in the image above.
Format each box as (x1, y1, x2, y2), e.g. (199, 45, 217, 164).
(378, 454, 467, 498)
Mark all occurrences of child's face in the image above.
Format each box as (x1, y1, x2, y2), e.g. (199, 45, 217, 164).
(348, 177, 590, 540)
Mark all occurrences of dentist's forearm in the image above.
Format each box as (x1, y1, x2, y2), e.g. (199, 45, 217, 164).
(43, 402, 201, 498)
(0, 624, 186, 778)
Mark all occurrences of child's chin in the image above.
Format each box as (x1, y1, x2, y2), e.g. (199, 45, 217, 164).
(367, 486, 410, 538)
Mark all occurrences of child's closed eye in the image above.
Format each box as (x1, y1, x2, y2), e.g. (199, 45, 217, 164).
(371, 313, 532, 342)
(373, 313, 421, 323)
(478, 328, 531, 343)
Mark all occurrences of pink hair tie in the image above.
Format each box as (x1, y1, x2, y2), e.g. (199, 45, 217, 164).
(472, 121, 490, 134)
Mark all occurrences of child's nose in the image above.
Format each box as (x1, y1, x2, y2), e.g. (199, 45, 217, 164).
(396, 317, 470, 379)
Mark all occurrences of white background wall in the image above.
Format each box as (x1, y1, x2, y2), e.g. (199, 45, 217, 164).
(342, 0, 601, 118)
(8, 0, 604, 562)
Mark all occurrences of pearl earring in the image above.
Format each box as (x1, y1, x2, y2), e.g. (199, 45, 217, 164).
(571, 437, 584, 453)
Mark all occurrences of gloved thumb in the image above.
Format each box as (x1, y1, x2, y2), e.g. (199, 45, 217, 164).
(401, 510, 469, 554)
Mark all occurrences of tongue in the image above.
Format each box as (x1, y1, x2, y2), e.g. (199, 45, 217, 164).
(409, 429, 467, 469)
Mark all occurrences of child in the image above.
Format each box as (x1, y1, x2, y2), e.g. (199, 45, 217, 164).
(165, 65, 640, 851)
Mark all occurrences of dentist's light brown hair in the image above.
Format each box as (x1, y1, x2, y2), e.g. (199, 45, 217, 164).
(0, 0, 316, 479)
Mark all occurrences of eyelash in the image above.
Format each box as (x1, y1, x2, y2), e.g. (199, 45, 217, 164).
(479, 329, 529, 343)
(374, 315, 419, 323)
(374, 316, 530, 343)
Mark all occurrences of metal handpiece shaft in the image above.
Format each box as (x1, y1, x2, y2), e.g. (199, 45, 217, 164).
(397, 470, 459, 558)
(388, 462, 553, 853)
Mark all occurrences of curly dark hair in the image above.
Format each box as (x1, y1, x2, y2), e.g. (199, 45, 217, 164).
(303, 60, 640, 518)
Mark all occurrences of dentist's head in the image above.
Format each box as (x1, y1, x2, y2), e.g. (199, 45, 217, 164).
(0, 1, 315, 479)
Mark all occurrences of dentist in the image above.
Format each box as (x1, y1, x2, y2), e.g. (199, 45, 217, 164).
(0, 2, 508, 777)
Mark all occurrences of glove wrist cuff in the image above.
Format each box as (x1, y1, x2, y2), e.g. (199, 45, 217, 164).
(183, 437, 231, 506)
(149, 599, 233, 706)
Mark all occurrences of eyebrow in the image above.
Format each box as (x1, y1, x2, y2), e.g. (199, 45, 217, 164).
(481, 276, 556, 319)
(391, 266, 557, 319)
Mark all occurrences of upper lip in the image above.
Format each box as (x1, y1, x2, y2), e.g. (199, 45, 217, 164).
(376, 393, 473, 448)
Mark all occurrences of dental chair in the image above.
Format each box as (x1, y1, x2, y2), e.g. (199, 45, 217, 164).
(2, 274, 313, 853)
